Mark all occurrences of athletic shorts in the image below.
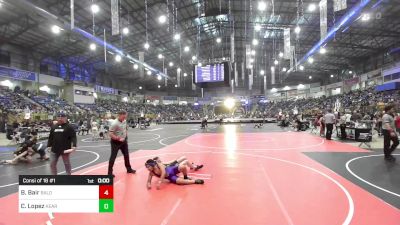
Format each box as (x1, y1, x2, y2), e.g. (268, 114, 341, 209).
(164, 160, 179, 167)
(165, 165, 180, 183)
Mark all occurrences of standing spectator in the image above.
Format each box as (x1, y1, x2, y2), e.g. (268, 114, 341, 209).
(382, 105, 399, 162)
(318, 114, 325, 137)
(395, 113, 400, 135)
(339, 112, 347, 139)
(375, 112, 383, 136)
(362, 113, 371, 121)
(47, 113, 77, 175)
(351, 110, 362, 122)
(107, 111, 136, 177)
(78, 119, 83, 127)
(324, 109, 336, 140)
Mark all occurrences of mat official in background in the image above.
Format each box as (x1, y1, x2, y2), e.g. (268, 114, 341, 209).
(382, 105, 399, 162)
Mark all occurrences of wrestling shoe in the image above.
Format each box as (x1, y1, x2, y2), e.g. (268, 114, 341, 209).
(384, 156, 396, 162)
(127, 169, 136, 174)
(37, 157, 50, 161)
(194, 164, 203, 171)
(195, 179, 204, 184)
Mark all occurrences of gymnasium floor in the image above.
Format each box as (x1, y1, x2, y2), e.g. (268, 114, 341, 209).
(0, 124, 399, 225)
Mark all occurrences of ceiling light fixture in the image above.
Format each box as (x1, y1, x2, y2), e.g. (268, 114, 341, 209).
(122, 27, 129, 35)
(258, 1, 267, 11)
(51, 25, 61, 34)
(115, 55, 122, 62)
(158, 15, 167, 24)
(361, 13, 370, 21)
(89, 43, 96, 51)
(174, 33, 180, 40)
(308, 4, 316, 12)
(91, 4, 100, 14)
(294, 26, 301, 34)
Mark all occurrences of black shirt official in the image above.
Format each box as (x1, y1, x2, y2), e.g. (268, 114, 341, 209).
(48, 113, 77, 175)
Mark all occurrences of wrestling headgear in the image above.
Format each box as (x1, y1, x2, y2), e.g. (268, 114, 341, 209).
(145, 159, 157, 167)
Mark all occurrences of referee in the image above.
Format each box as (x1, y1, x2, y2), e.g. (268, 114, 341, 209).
(382, 105, 399, 162)
(108, 111, 136, 177)
(47, 112, 77, 175)
(324, 109, 335, 140)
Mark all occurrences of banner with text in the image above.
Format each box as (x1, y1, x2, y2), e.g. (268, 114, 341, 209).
(111, 0, 120, 35)
(0, 66, 37, 81)
(320, 0, 328, 40)
(283, 28, 291, 59)
(95, 85, 117, 95)
(334, 0, 347, 12)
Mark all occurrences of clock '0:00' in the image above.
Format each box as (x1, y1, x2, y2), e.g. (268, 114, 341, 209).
(98, 178, 110, 184)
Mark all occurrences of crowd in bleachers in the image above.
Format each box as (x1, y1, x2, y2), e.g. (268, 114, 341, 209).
(256, 88, 400, 118)
(31, 94, 75, 114)
(77, 99, 205, 121)
(1, 85, 399, 125)
(0, 87, 42, 113)
(0, 87, 80, 116)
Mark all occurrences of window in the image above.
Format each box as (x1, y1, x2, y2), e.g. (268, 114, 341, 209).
(391, 72, 400, 80)
(383, 75, 391, 82)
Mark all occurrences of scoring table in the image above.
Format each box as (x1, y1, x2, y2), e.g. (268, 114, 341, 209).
(19, 175, 113, 213)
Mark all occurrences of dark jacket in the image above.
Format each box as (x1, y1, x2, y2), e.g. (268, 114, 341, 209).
(47, 122, 77, 155)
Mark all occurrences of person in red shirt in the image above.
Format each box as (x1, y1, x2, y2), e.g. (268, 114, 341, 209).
(395, 113, 400, 135)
